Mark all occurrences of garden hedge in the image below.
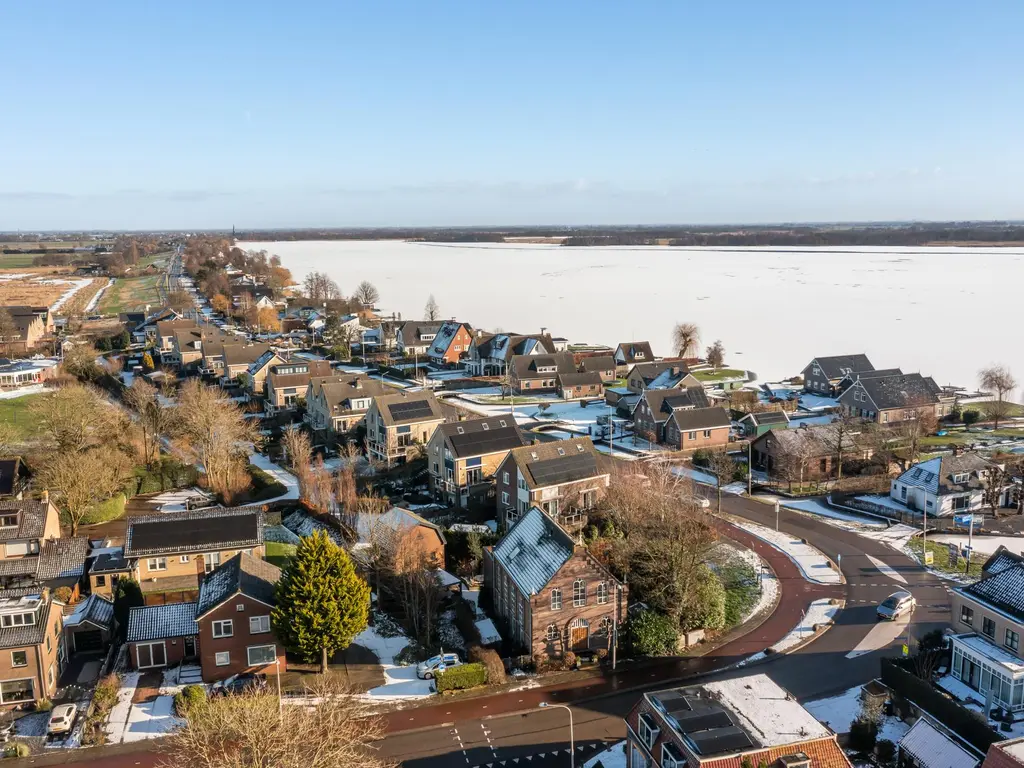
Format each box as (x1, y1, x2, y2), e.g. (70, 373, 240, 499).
(435, 662, 487, 692)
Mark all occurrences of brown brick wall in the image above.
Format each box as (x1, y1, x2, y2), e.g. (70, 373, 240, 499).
(197, 595, 286, 682)
(670, 424, 730, 451)
(130, 637, 189, 670)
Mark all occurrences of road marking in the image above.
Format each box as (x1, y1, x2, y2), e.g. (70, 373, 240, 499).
(866, 554, 907, 584)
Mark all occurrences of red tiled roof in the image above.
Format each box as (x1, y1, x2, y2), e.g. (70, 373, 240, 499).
(983, 741, 1024, 768)
(700, 737, 852, 768)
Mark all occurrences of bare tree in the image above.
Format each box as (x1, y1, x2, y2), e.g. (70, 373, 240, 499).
(31, 384, 109, 453)
(672, 322, 701, 358)
(302, 271, 342, 303)
(705, 340, 725, 369)
(38, 446, 132, 536)
(983, 464, 1008, 517)
(823, 413, 861, 486)
(424, 294, 440, 322)
(281, 426, 313, 500)
(123, 378, 167, 466)
(353, 281, 380, 307)
(704, 450, 736, 513)
(895, 407, 939, 470)
(161, 676, 395, 768)
(980, 365, 1018, 430)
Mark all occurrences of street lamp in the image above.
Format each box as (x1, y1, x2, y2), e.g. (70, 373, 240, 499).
(538, 702, 575, 768)
(264, 656, 283, 722)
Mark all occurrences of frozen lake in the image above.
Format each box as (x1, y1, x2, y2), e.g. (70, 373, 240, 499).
(239, 240, 1020, 391)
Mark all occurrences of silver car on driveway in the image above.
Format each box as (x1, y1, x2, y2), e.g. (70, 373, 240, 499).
(877, 590, 916, 620)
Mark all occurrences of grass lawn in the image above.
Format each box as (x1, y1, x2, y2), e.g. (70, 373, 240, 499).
(266, 541, 297, 568)
(692, 368, 746, 382)
(0, 253, 37, 268)
(968, 401, 1024, 418)
(81, 494, 126, 526)
(919, 433, 972, 447)
(139, 250, 171, 268)
(97, 274, 163, 315)
(907, 536, 983, 579)
(0, 393, 49, 441)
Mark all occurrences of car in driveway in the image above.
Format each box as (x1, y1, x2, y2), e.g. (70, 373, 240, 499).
(877, 590, 916, 621)
(47, 704, 78, 738)
(416, 653, 462, 680)
(212, 673, 266, 697)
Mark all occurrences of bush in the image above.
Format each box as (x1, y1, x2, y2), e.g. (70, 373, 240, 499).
(35, 698, 53, 712)
(3, 743, 30, 758)
(435, 662, 487, 693)
(563, 651, 577, 670)
(174, 684, 207, 716)
(81, 493, 126, 525)
(92, 674, 121, 713)
(680, 566, 726, 632)
(876, 739, 897, 766)
(848, 717, 878, 753)
(963, 410, 980, 426)
(920, 629, 946, 651)
(248, 465, 287, 501)
(692, 448, 711, 465)
(468, 645, 506, 685)
(627, 609, 679, 656)
(394, 643, 432, 666)
(53, 586, 73, 604)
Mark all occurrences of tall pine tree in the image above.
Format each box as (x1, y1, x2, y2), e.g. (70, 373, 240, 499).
(271, 530, 370, 673)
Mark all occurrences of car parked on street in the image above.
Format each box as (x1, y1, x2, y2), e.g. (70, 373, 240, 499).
(877, 590, 916, 621)
(416, 652, 462, 680)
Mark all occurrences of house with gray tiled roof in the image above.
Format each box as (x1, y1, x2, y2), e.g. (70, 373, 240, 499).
(838, 372, 945, 424)
(365, 390, 446, 467)
(0, 588, 68, 708)
(891, 452, 1013, 517)
(483, 506, 625, 660)
(63, 593, 114, 655)
(0, 497, 88, 596)
(802, 354, 874, 396)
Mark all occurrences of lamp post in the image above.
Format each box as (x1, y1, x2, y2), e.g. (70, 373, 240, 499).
(264, 657, 283, 723)
(538, 702, 574, 768)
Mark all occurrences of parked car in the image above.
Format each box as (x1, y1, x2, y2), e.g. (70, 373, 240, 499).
(877, 591, 916, 621)
(47, 704, 78, 736)
(416, 653, 462, 680)
(212, 673, 267, 697)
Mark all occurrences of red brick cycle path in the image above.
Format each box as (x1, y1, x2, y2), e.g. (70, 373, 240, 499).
(381, 520, 845, 733)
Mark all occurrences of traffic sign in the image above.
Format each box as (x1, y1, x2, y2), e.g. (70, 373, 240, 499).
(902, 644, 909, 657)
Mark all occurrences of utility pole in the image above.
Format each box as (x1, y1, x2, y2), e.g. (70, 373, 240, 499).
(747, 440, 752, 495)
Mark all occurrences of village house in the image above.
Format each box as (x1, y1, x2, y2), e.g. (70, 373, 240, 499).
(613, 341, 655, 373)
(625, 361, 701, 394)
(896, 717, 981, 768)
(1, 306, 52, 355)
(632, 387, 711, 445)
(427, 416, 527, 508)
(245, 348, 287, 396)
(891, 451, 1014, 517)
(509, 351, 576, 394)
(356, 507, 446, 572)
(0, 358, 58, 391)
(751, 424, 872, 484)
(129, 307, 181, 345)
(264, 360, 333, 415)
(838, 372, 944, 423)
(483, 506, 626, 659)
(126, 553, 286, 682)
(123, 507, 266, 605)
(365, 391, 446, 467)
(304, 374, 392, 437)
(0, 497, 89, 596)
(395, 321, 443, 357)
(835, 367, 904, 395)
(0, 587, 67, 709)
(466, 332, 557, 377)
(982, 736, 1024, 768)
(0, 458, 29, 500)
(495, 437, 610, 531)
(663, 407, 732, 451)
(738, 410, 791, 437)
(802, 353, 875, 396)
(62, 593, 114, 656)
(557, 371, 604, 400)
(155, 318, 199, 355)
(165, 326, 230, 371)
(87, 548, 131, 599)
(626, 674, 851, 768)
(946, 549, 1024, 717)
(428, 320, 475, 366)
(578, 355, 617, 383)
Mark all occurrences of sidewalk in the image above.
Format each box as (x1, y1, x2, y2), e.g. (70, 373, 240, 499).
(248, 452, 299, 503)
(381, 519, 844, 734)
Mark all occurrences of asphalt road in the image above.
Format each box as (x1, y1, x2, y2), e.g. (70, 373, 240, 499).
(381, 494, 951, 767)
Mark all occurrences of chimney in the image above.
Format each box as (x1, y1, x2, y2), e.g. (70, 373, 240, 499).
(40, 489, 49, 505)
(540, 327, 547, 336)
(952, 445, 964, 457)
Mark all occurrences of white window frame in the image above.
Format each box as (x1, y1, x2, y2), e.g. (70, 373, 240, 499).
(501, 491, 510, 505)
(596, 582, 608, 605)
(249, 615, 271, 634)
(215, 651, 231, 666)
(638, 712, 660, 750)
(179, 555, 189, 563)
(205, 552, 222, 574)
(0, 678, 34, 705)
(147, 557, 167, 572)
(136, 641, 167, 669)
(573, 579, 586, 607)
(212, 619, 234, 638)
(550, 588, 562, 611)
(9, 651, 27, 668)
(246, 644, 277, 666)
(545, 624, 559, 642)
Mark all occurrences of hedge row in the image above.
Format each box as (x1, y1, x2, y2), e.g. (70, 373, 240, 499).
(435, 662, 487, 693)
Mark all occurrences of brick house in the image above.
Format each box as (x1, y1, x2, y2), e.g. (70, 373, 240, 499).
(87, 549, 132, 599)
(466, 332, 557, 377)
(62, 593, 114, 655)
(365, 391, 446, 467)
(625, 674, 850, 768)
(664, 407, 731, 451)
(428, 320, 474, 366)
(0, 587, 67, 709)
(357, 507, 446, 572)
(613, 341, 655, 373)
(509, 352, 576, 394)
(304, 374, 393, 437)
(395, 321, 443, 357)
(483, 507, 625, 660)
(579, 355, 617, 383)
(837, 372, 944, 424)
(127, 553, 286, 682)
(632, 388, 711, 445)
(0, 498, 89, 596)
(751, 424, 872, 484)
(802, 354, 874, 396)
(982, 737, 1024, 768)
(495, 437, 610, 531)
(123, 507, 266, 605)
(427, 416, 526, 508)
(557, 372, 604, 400)
(625, 362, 701, 394)
(245, 348, 287, 396)
(264, 360, 333, 415)
(201, 342, 271, 383)
(3, 307, 51, 355)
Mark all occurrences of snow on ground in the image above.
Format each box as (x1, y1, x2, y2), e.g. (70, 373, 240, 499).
(84, 278, 114, 312)
(930, 533, 1024, 557)
(731, 545, 779, 623)
(740, 598, 841, 665)
(854, 494, 915, 515)
(783, 498, 888, 529)
(583, 740, 627, 768)
(105, 666, 200, 744)
(150, 487, 215, 513)
(936, 675, 1024, 739)
(49, 277, 94, 312)
(355, 625, 434, 701)
(731, 519, 843, 584)
(104, 672, 139, 743)
(805, 684, 911, 742)
(248, 451, 299, 502)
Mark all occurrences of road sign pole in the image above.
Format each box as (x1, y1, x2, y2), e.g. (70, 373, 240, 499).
(775, 500, 780, 531)
(967, 515, 975, 574)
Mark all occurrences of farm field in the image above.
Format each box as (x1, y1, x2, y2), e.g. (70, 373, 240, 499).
(97, 274, 163, 315)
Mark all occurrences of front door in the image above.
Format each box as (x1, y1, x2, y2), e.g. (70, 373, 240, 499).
(569, 620, 590, 651)
(184, 637, 197, 659)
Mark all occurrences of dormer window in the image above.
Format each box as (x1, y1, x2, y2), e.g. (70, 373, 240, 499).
(499, 420, 507, 427)
(1, 612, 36, 628)
(456, 426, 465, 434)
(638, 712, 659, 749)
(482, 423, 489, 431)
(952, 472, 969, 484)
(635, 352, 645, 359)
(0, 515, 18, 528)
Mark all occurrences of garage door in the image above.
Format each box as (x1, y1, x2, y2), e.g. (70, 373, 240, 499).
(73, 630, 103, 653)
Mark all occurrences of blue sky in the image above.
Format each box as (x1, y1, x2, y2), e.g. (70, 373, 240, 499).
(2, 1, 1022, 229)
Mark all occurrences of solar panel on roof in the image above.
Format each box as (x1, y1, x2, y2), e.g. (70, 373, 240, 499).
(689, 726, 754, 755)
(662, 697, 693, 715)
(528, 453, 598, 486)
(675, 709, 734, 734)
(388, 400, 434, 421)
(449, 427, 523, 457)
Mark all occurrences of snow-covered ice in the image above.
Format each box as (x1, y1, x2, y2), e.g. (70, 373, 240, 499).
(930, 533, 1024, 557)
(731, 519, 843, 584)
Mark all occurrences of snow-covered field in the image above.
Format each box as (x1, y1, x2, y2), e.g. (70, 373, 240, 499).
(239, 240, 1024, 388)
